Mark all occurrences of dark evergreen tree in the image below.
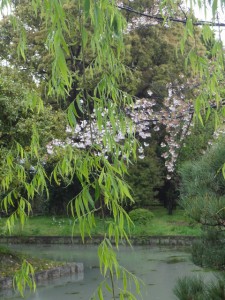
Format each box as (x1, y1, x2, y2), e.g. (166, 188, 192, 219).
(126, 144, 164, 208)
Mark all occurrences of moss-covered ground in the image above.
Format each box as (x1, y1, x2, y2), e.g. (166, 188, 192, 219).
(0, 245, 63, 279)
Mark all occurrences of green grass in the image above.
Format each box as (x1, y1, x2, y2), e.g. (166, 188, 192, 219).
(0, 207, 202, 237)
(129, 207, 201, 236)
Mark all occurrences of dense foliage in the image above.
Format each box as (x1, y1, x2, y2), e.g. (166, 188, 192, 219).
(0, 0, 202, 214)
(179, 138, 225, 226)
(128, 208, 154, 225)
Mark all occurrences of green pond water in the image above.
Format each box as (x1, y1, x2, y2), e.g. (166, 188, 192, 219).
(0, 244, 216, 300)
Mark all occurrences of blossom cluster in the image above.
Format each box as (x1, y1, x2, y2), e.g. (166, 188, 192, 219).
(47, 76, 197, 180)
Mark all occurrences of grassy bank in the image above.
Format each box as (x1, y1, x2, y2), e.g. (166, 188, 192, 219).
(0, 246, 63, 278)
(0, 208, 201, 237)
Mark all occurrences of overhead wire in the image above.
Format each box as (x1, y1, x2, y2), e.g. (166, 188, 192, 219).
(117, 4, 225, 27)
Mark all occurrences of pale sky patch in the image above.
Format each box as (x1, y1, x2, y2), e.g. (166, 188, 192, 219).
(191, 1, 225, 43)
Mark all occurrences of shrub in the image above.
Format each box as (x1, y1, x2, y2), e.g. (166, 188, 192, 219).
(174, 275, 225, 300)
(173, 276, 206, 300)
(207, 279, 225, 299)
(179, 140, 225, 223)
(177, 118, 214, 167)
(128, 208, 154, 224)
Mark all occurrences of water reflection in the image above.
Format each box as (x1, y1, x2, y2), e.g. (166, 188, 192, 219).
(0, 245, 214, 300)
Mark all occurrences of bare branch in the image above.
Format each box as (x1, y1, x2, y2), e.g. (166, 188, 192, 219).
(117, 4, 225, 27)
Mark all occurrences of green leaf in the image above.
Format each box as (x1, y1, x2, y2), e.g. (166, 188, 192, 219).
(82, 27, 88, 48)
(98, 287, 104, 300)
(186, 18, 194, 38)
(95, 181, 100, 201)
(57, 48, 69, 83)
(123, 271, 127, 291)
(76, 96, 84, 113)
(105, 283, 112, 293)
(84, 0, 90, 19)
(212, 0, 218, 17)
(67, 102, 77, 127)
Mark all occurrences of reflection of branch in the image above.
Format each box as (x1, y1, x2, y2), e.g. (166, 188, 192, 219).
(117, 4, 225, 27)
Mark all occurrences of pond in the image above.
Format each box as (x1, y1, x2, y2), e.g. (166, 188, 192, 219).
(0, 244, 215, 300)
